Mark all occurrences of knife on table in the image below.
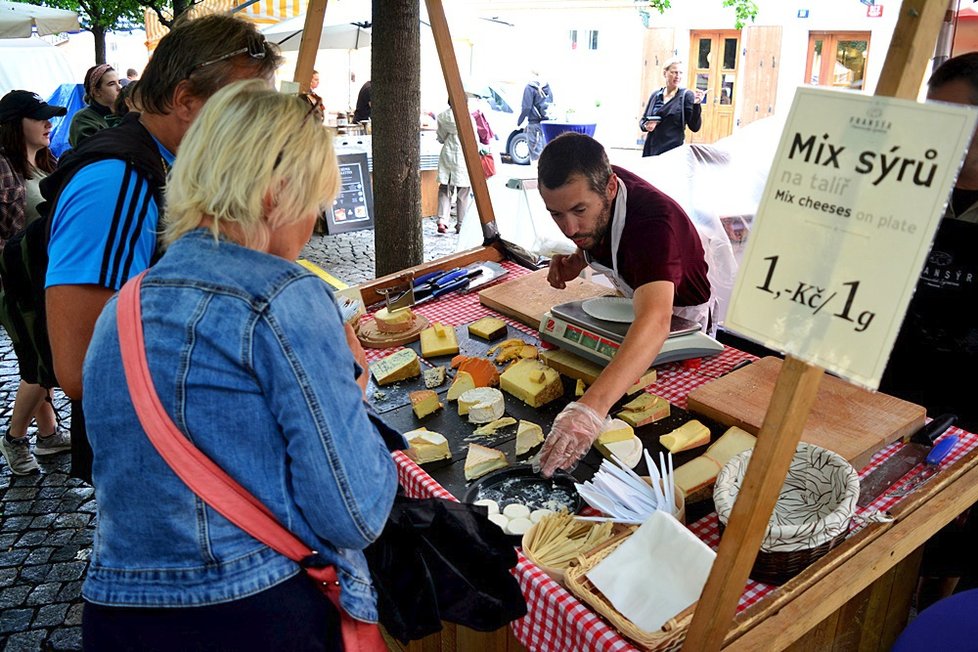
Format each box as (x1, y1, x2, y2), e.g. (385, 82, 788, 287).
(856, 413, 958, 508)
(890, 436, 959, 498)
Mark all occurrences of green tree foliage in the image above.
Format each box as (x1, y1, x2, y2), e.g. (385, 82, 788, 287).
(29, 0, 144, 64)
(646, 0, 759, 29)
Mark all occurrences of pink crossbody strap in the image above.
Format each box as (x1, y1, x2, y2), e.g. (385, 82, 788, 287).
(116, 272, 330, 575)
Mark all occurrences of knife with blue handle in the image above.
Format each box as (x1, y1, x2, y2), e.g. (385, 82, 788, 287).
(891, 435, 959, 497)
(856, 413, 957, 507)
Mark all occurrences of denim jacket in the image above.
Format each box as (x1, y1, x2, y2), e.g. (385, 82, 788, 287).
(82, 229, 399, 622)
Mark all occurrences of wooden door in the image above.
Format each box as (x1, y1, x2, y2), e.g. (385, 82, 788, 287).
(740, 25, 782, 127)
(638, 27, 676, 145)
(688, 30, 740, 143)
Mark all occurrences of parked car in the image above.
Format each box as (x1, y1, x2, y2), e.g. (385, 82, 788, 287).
(472, 82, 531, 166)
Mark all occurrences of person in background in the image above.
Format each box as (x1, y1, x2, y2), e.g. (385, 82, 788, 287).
(534, 133, 711, 477)
(44, 15, 282, 484)
(0, 91, 70, 475)
(68, 64, 121, 148)
(640, 57, 704, 157)
(435, 99, 476, 234)
(119, 67, 139, 88)
(879, 51, 978, 607)
(353, 80, 371, 123)
(80, 79, 398, 651)
(517, 70, 553, 162)
(111, 83, 135, 123)
(307, 69, 325, 117)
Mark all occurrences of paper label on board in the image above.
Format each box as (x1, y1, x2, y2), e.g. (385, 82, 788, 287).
(725, 87, 978, 388)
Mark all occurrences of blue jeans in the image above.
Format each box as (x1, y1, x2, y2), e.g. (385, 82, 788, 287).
(527, 122, 545, 160)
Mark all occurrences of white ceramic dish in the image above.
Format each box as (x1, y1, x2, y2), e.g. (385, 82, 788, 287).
(581, 297, 635, 323)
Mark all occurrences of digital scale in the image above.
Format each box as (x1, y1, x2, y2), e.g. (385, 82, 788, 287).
(539, 300, 724, 367)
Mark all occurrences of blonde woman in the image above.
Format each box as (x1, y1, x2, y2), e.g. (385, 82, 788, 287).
(640, 57, 704, 156)
(79, 80, 398, 651)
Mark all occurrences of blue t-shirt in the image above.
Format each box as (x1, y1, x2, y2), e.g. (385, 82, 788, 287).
(46, 140, 175, 291)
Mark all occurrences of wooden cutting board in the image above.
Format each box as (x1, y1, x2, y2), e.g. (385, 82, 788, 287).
(478, 268, 614, 330)
(687, 357, 926, 470)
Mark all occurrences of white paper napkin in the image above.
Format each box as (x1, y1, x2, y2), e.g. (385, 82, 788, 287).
(585, 511, 716, 632)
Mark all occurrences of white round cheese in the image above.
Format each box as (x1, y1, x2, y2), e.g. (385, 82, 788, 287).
(459, 387, 505, 424)
(502, 503, 530, 520)
(473, 499, 499, 515)
(488, 513, 509, 530)
(505, 517, 533, 536)
(529, 509, 554, 524)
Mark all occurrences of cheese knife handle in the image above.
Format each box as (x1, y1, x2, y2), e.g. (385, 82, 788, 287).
(925, 435, 958, 465)
(911, 413, 957, 446)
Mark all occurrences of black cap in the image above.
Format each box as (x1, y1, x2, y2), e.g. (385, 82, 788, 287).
(0, 90, 68, 124)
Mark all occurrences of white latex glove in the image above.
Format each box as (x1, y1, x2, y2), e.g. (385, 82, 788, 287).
(536, 402, 608, 478)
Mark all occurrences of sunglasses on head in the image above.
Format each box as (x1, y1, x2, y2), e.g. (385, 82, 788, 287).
(186, 33, 267, 78)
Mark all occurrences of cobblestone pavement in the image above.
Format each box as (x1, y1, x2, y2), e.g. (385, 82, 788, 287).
(0, 218, 460, 650)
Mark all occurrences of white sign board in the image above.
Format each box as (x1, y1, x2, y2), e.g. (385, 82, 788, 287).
(725, 88, 978, 388)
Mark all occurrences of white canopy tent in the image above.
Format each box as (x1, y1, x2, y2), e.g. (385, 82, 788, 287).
(0, 37, 76, 97)
(0, 1, 78, 38)
(261, 14, 370, 52)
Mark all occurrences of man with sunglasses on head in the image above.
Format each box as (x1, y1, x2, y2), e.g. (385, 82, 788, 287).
(41, 14, 282, 483)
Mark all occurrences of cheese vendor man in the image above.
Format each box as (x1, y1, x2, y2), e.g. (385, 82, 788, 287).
(535, 133, 712, 477)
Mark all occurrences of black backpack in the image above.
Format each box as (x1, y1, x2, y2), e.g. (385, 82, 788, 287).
(0, 113, 167, 389)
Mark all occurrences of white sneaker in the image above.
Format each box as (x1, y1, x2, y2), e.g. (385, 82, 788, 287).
(34, 429, 71, 457)
(0, 434, 39, 475)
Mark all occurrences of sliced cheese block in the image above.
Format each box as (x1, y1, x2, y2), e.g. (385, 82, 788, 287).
(422, 366, 446, 389)
(370, 348, 421, 386)
(499, 359, 564, 408)
(659, 419, 711, 453)
(515, 420, 545, 456)
(409, 390, 442, 419)
(420, 322, 459, 357)
(673, 426, 756, 500)
(468, 317, 508, 341)
(464, 443, 508, 481)
(626, 369, 658, 395)
(446, 371, 476, 401)
(594, 436, 643, 468)
(616, 392, 670, 427)
(373, 306, 415, 333)
(403, 428, 452, 464)
(473, 417, 517, 436)
(597, 418, 635, 445)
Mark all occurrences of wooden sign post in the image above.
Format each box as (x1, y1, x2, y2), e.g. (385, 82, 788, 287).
(293, 0, 327, 93)
(683, 1, 953, 649)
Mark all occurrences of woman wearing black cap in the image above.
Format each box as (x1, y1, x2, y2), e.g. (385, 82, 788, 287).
(68, 64, 121, 148)
(0, 89, 71, 476)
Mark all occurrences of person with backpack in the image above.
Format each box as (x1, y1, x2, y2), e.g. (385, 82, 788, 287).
(517, 70, 553, 162)
(41, 15, 282, 484)
(0, 90, 71, 475)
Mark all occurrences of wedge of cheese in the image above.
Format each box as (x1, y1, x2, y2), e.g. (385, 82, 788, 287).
(626, 369, 657, 395)
(446, 370, 476, 401)
(499, 359, 564, 408)
(370, 349, 421, 386)
(616, 392, 670, 427)
(458, 387, 506, 423)
(468, 317, 508, 341)
(574, 378, 587, 397)
(673, 426, 757, 500)
(659, 419, 711, 453)
(515, 420, 545, 456)
(473, 417, 517, 436)
(373, 306, 415, 333)
(422, 366, 446, 389)
(455, 357, 499, 387)
(409, 390, 442, 419)
(464, 443, 508, 481)
(596, 418, 635, 445)
(403, 428, 451, 464)
(420, 322, 459, 358)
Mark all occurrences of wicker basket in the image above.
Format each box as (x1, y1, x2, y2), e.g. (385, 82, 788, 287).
(714, 442, 859, 585)
(564, 531, 694, 651)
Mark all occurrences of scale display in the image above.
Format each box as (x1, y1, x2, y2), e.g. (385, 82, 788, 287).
(539, 300, 722, 367)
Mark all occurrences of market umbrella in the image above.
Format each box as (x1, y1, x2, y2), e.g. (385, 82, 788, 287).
(0, 1, 79, 39)
(261, 15, 371, 52)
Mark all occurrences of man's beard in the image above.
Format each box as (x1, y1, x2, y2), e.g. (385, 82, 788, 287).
(576, 195, 613, 252)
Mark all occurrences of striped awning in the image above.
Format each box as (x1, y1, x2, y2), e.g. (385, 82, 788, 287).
(144, 0, 304, 50)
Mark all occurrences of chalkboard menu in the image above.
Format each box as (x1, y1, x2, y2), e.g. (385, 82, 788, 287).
(322, 152, 374, 234)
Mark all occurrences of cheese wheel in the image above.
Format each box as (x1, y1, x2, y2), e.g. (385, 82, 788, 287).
(374, 307, 415, 333)
(459, 387, 505, 424)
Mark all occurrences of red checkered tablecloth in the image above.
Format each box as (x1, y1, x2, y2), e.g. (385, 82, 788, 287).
(370, 260, 978, 652)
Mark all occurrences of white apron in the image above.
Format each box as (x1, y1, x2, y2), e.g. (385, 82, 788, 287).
(584, 179, 716, 334)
